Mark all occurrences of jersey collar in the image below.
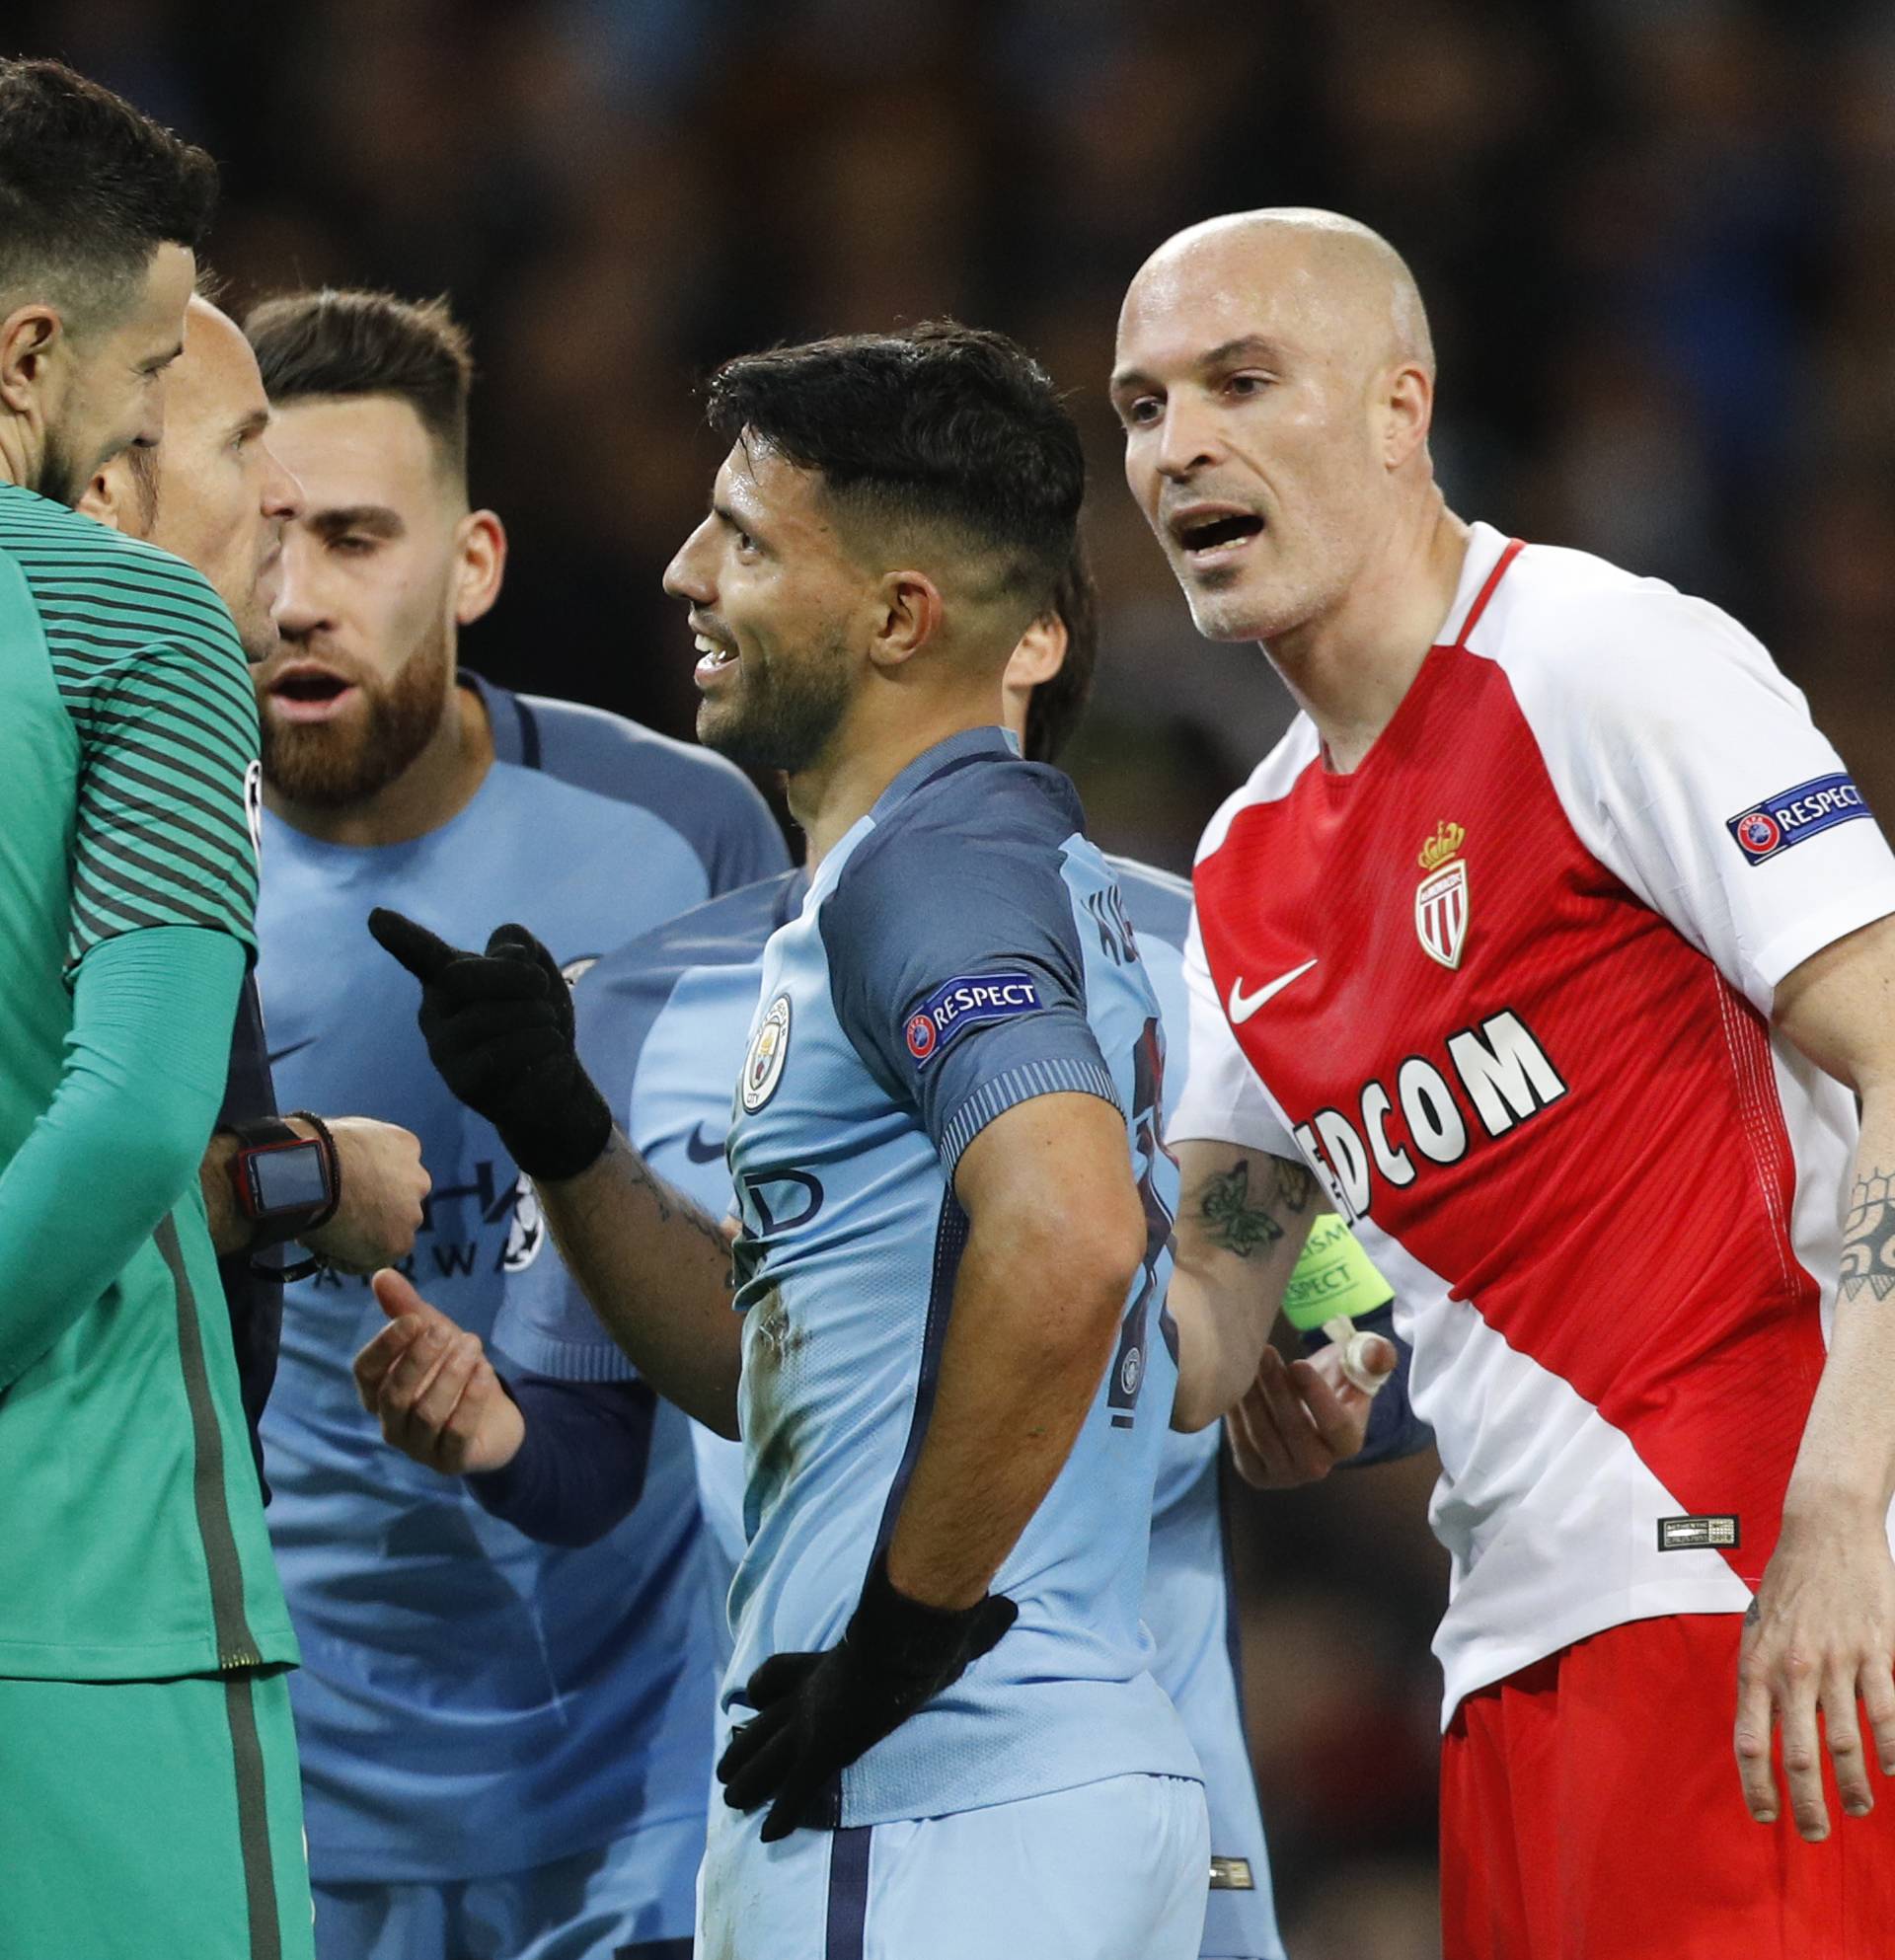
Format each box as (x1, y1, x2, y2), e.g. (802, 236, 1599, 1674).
(1431, 521, 1515, 649)
(868, 724, 1019, 827)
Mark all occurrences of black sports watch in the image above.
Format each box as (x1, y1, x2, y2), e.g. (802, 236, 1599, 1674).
(227, 1113, 341, 1273)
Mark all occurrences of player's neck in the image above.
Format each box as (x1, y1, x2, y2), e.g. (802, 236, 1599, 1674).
(0, 420, 44, 493)
(787, 693, 1005, 868)
(0, 421, 41, 495)
(267, 681, 494, 848)
(1263, 499, 1471, 775)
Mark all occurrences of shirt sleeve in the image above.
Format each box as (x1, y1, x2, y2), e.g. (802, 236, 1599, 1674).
(822, 805, 1119, 1173)
(1165, 903, 1299, 1155)
(1517, 587, 1895, 1012)
(63, 618, 261, 977)
(463, 1372, 657, 1547)
(0, 926, 244, 1390)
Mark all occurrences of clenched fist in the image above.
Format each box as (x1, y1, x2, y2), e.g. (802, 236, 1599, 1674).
(302, 1117, 430, 1275)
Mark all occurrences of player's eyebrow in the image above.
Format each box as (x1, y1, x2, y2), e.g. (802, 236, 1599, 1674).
(229, 408, 270, 445)
(1109, 334, 1287, 397)
(711, 496, 765, 547)
(306, 504, 405, 540)
(140, 341, 185, 376)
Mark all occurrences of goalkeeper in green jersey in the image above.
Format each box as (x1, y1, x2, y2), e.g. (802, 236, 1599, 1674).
(0, 59, 311, 1960)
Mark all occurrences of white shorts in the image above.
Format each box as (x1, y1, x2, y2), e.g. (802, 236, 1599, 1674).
(697, 1772, 1210, 1960)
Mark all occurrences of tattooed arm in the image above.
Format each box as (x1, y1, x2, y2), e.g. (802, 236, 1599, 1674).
(530, 1131, 745, 1436)
(1167, 1140, 1323, 1431)
(1734, 911, 1895, 1841)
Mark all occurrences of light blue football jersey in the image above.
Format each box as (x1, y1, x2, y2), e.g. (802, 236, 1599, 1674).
(499, 852, 1288, 1948)
(510, 727, 1195, 1839)
(498, 838, 1284, 1950)
(730, 730, 1197, 1827)
(1112, 860, 1284, 1960)
(255, 673, 789, 1886)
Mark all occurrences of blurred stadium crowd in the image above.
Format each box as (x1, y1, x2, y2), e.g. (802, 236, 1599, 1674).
(17, 1, 1895, 1950)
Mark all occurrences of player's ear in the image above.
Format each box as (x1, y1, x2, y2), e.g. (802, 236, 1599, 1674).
(1004, 613, 1068, 693)
(1381, 361, 1432, 472)
(0, 304, 59, 415)
(452, 508, 506, 628)
(76, 461, 125, 530)
(867, 568, 945, 673)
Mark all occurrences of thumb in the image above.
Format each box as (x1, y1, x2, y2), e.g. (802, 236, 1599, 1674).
(965, 1591, 1019, 1662)
(1323, 1318, 1397, 1397)
(372, 1266, 448, 1328)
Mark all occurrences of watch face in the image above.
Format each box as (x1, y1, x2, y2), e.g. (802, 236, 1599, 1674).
(253, 1140, 330, 1213)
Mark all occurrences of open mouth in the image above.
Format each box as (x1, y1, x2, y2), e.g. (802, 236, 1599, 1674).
(267, 666, 359, 723)
(693, 627, 740, 688)
(1175, 510, 1265, 562)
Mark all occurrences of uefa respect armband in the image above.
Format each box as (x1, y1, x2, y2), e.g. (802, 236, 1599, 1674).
(1280, 1213, 1395, 1331)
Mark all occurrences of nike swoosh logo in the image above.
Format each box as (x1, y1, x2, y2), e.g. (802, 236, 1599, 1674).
(684, 1123, 726, 1165)
(265, 1036, 317, 1068)
(1228, 958, 1319, 1023)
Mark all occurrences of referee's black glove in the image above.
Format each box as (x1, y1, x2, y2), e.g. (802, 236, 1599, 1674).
(367, 908, 612, 1182)
(716, 1550, 1018, 1842)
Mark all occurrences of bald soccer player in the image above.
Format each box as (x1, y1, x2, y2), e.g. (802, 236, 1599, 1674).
(80, 296, 431, 1500)
(1112, 208, 1895, 1959)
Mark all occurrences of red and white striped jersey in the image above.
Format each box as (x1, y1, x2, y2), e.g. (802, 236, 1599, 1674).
(1171, 521, 1895, 1720)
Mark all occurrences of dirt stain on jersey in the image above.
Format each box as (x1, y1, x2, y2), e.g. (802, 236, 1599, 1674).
(742, 1286, 813, 1530)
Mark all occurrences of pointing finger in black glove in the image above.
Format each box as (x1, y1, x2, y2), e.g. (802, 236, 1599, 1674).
(717, 1550, 1018, 1842)
(367, 908, 613, 1182)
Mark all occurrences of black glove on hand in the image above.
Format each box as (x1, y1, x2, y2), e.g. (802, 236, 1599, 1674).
(367, 908, 612, 1182)
(716, 1550, 1018, 1842)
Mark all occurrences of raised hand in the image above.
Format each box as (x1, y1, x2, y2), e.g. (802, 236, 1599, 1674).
(367, 908, 611, 1181)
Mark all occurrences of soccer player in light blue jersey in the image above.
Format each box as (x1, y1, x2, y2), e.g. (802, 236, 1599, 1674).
(240, 290, 789, 1960)
(366, 325, 1219, 1957)
(361, 551, 1425, 1960)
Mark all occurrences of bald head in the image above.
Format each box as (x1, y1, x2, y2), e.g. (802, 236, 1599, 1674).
(1126, 207, 1433, 386)
(81, 292, 301, 657)
(1111, 207, 1442, 647)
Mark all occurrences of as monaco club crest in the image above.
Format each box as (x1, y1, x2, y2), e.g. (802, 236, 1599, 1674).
(1414, 821, 1469, 970)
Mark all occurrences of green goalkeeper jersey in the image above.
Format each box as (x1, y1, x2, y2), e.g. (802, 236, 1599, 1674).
(0, 483, 295, 1680)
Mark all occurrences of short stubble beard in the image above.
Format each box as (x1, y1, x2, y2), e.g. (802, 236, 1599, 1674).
(36, 426, 87, 510)
(696, 630, 854, 776)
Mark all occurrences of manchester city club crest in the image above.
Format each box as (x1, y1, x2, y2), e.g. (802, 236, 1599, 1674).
(741, 993, 793, 1113)
(1414, 820, 1469, 970)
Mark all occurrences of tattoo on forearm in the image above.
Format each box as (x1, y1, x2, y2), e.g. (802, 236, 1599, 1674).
(1840, 1168, 1895, 1304)
(1198, 1157, 1311, 1258)
(1270, 1157, 1315, 1215)
(626, 1143, 736, 1281)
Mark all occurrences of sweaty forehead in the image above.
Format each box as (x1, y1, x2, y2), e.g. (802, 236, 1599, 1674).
(1116, 227, 1392, 377)
(720, 438, 838, 541)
